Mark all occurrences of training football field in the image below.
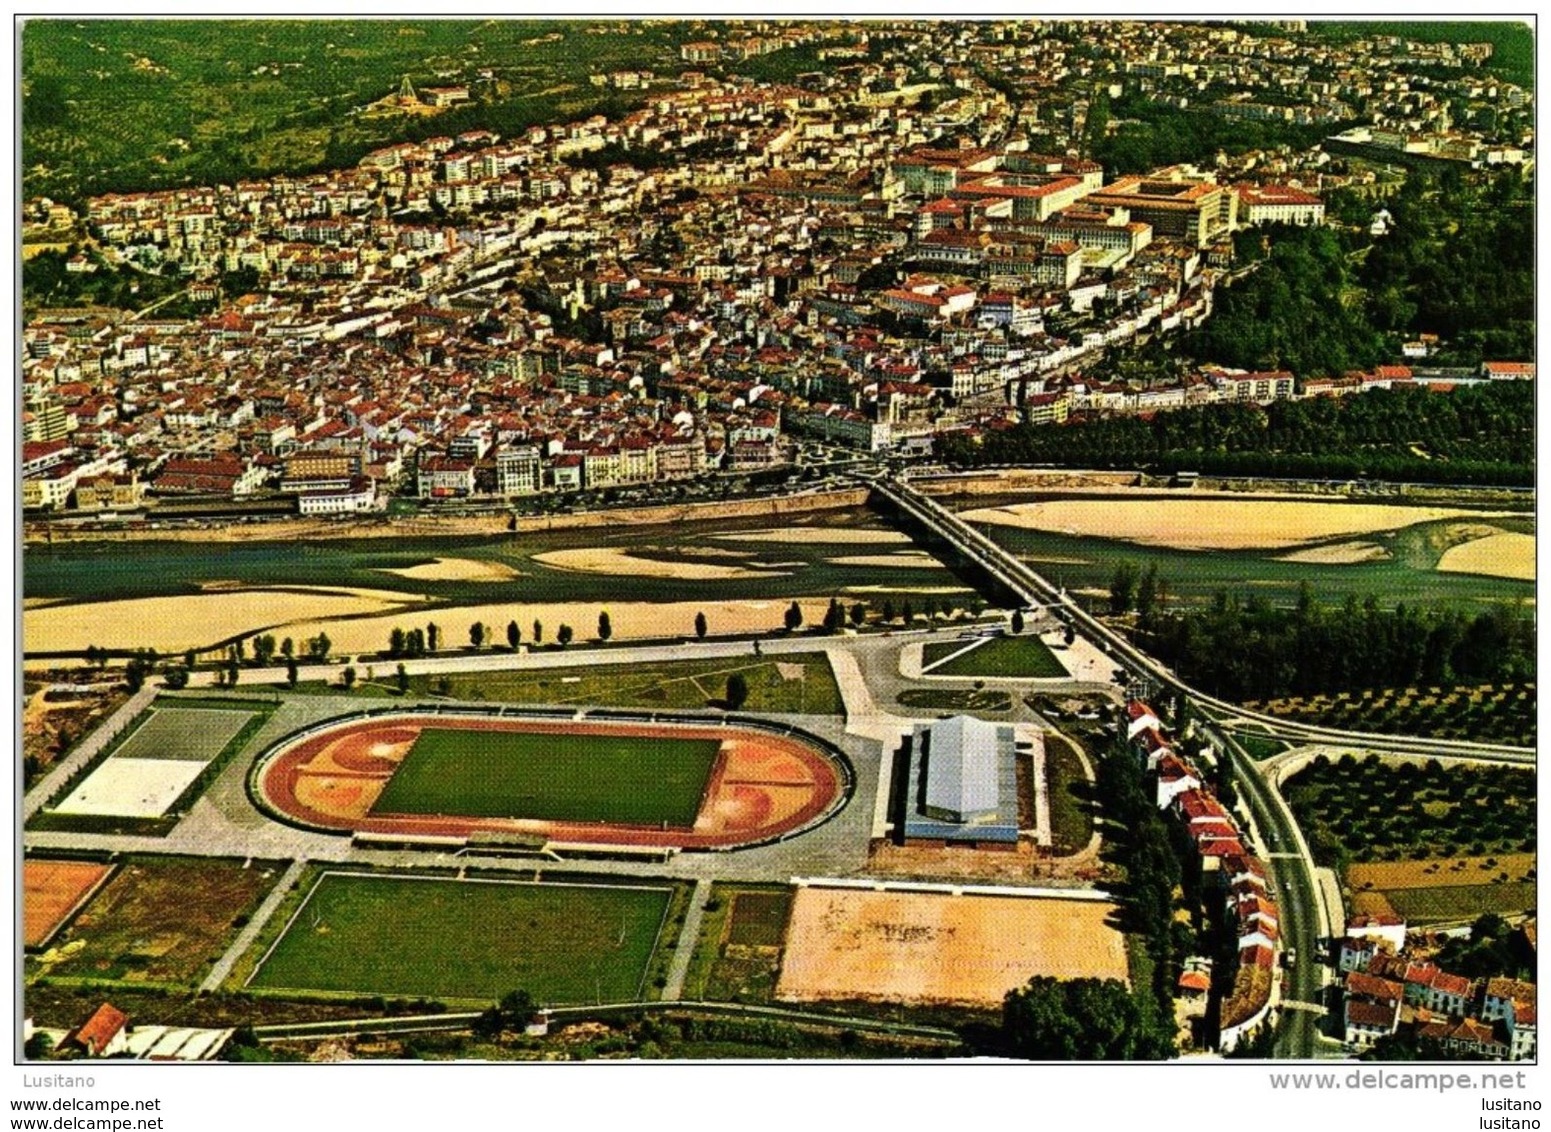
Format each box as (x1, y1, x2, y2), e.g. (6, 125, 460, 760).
(249, 874, 673, 1003)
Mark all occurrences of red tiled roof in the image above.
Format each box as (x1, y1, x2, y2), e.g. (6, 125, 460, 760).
(69, 1003, 128, 1054)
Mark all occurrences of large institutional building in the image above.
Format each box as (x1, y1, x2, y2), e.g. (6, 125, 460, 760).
(897, 715, 1020, 849)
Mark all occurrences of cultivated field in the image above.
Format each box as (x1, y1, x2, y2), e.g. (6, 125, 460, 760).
(1284, 754, 1535, 865)
(960, 499, 1520, 552)
(372, 727, 722, 826)
(1247, 683, 1535, 747)
(23, 859, 115, 948)
(775, 887, 1126, 1009)
(39, 857, 281, 984)
(1348, 853, 1536, 926)
(248, 874, 672, 1004)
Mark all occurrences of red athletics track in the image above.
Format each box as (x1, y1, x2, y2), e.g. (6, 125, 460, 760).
(255, 713, 845, 849)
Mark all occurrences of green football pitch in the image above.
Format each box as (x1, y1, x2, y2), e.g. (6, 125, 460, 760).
(369, 726, 722, 827)
(249, 874, 672, 1003)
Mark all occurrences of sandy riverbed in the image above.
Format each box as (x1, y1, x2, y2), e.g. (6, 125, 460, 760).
(243, 598, 844, 656)
(1435, 532, 1536, 581)
(828, 552, 944, 569)
(961, 500, 1521, 552)
(23, 593, 847, 659)
(712, 528, 912, 545)
(377, 557, 523, 583)
(1275, 540, 1391, 565)
(531, 546, 787, 581)
(25, 587, 429, 654)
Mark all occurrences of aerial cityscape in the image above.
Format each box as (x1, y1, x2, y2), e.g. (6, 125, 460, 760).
(18, 18, 1536, 1066)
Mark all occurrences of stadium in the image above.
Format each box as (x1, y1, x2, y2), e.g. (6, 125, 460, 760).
(250, 707, 851, 851)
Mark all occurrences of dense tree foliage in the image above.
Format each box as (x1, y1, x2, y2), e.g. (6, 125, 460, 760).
(1083, 742, 1182, 1058)
(941, 381, 1533, 486)
(1359, 169, 1534, 362)
(1003, 976, 1173, 1060)
(23, 249, 192, 313)
(1434, 914, 1535, 981)
(1092, 91, 1338, 177)
(1141, 589, 1535, 703)
(22, 20, 669, 200)
(1286, 754, 1536, 871)
(1186, 225, 1387, 377)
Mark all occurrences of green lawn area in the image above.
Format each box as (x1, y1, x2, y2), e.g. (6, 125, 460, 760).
(249, 875, 673, 1004)
(1228, 730, 1289, 762)
(1383, 883, 1538, 925)
(371, 728, 721, 826)
(1044, 734, 1094, 856)
(923, 634, 1067, 679)
(416, 652, 844, 715)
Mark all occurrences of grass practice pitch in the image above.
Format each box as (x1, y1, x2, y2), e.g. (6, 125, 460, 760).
(249, 874, 672, 1003)
(369, 727, 721, 826)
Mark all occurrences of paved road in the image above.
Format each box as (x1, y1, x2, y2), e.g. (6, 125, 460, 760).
(1213, 727, 1328, 1059)
(660, 877, 712, 1001)
(200, 858, 308, 992)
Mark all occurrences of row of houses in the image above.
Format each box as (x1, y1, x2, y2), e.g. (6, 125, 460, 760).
(1128, 700, 1279, 1052)
(1341, 916, 1536, 1059)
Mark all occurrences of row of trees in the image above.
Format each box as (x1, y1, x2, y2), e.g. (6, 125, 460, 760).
(1140, 588, 1535, 703)
(939, 380, 1533, 487)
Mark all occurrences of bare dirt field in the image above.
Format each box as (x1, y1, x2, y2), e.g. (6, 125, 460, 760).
(377, 557, 522, 583)
(23, 678, 128, 784)
(23, 860, 116, 948)
(531, 546, 784, 580)
(1436, 532, 1535, 581)
(775, 887, 1127, 1009)
(866, 841, 1109, 887)
(25, 587, 428, 653)
(960, 500, 1520, 552)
